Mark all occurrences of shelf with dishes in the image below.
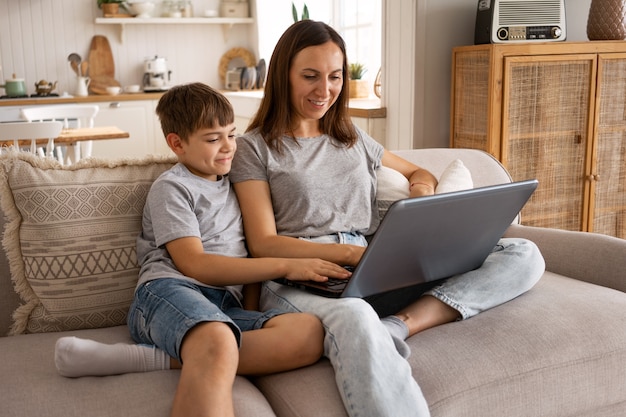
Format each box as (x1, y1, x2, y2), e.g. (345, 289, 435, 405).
(94, 17, 254, 43)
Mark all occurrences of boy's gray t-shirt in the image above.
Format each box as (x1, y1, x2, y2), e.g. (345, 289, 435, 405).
(136, 163, 246, 296)
(230, 127, 384, 237)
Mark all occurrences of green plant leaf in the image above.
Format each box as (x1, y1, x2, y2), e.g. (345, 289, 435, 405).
(302, 4, 309, 20)
(292, 2, 298, 22)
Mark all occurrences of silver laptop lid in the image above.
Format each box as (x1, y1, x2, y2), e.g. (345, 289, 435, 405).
(341, 180, 538, 298)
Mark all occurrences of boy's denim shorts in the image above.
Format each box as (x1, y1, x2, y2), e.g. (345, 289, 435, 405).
(127, 278, 285, 362)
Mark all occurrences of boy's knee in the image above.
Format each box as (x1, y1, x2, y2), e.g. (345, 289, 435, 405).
(181, 321, 239, 364)
(284, 312, 325, 363)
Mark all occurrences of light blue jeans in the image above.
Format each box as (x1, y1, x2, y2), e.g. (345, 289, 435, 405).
(260, 232, 544, 417)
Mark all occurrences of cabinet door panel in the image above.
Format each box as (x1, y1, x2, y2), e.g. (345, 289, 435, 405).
(591, 55, 626, 238)
(502, 56, 594, 231)
(451, 49, 492, 152)
(91, 101, 153, 159)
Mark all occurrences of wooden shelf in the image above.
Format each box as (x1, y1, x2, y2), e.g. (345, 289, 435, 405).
(95, 17, 254, 42)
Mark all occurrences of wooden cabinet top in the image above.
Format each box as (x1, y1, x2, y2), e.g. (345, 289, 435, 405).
(453, 40, 626, 56)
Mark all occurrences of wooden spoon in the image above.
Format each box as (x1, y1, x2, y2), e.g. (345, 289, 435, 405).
(81, 61, 89, 77)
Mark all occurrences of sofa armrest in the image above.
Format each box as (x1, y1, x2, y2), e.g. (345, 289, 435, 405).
(504, 224, 626, 293)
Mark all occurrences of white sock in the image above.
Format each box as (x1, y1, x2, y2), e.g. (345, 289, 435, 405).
(55, 336, 170, 377)
(381, 316, 411, 359)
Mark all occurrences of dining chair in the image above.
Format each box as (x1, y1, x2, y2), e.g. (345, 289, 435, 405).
(20, 104, 99, 164)
(0, 121, 64, 160)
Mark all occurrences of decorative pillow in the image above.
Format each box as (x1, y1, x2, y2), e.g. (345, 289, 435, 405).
(376, 166, 410, 220)
(435, 159, 474, 194)
(376, 159, 473, 219)
(0, 151, 176, 335)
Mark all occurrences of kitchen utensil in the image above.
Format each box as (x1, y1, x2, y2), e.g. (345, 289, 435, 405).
(34, 80, 58, 96)
(68, 53, 82, 76)
(0, 73, 27, 97)
(239, 67, 250, 90)
(81, 61, 89, 77)
(75, 76, 90, 97)
(89, 76, 122, 95)
(124, 84, 141, 93)
(126, 1, 155, 18)
(88, 36, 115, 79)
(106, 86, 121, 95)
(256, 59, 266, 89)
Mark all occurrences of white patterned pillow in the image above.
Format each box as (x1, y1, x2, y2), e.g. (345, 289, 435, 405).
(0, 151, 176, 335)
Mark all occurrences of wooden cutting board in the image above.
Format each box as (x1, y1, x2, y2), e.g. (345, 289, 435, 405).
(88, 35, 120, 94)
(88, 35, 115, 79)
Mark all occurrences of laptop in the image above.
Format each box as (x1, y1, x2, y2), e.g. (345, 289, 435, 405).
(274, 179, 538, 298)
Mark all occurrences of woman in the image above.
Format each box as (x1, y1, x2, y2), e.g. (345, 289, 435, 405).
(229, 20, 545, 417)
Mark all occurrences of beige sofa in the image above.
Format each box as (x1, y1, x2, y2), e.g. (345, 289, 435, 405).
(0, 148, 625, 417)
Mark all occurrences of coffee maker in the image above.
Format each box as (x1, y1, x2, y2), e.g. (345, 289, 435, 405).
(142, 56, 172, 91)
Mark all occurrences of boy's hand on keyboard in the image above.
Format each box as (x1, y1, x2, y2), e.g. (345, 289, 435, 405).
(282, 258, 352, 282)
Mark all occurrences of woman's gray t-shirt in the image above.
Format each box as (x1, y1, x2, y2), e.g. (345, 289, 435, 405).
(136, 163, 246, 297)
(230, 127, 384, 237)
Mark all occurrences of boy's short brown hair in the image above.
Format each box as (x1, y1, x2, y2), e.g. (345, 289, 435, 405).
(156, 83, 235, 141)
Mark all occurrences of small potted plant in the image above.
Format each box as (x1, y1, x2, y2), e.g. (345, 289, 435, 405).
(97, 0, 125, 17)
(348, 62, 368, 99)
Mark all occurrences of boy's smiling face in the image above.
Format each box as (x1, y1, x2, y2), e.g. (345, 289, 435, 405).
(167, 122, 237, 181)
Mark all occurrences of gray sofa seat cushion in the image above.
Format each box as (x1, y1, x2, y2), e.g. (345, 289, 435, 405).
(0, 325, 277, 417)
(251, 272, 626, 417)
(410, 272, 626, 417)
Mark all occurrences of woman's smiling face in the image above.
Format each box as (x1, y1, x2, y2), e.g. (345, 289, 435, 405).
(288, 41, 344, 124)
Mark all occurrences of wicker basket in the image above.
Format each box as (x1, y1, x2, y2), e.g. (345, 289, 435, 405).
(587, 0, 626, 40)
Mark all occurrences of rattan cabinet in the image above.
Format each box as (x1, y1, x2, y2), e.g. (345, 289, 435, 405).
(451, 41, 626, 238)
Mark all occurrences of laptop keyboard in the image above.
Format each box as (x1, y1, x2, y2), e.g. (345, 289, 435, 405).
(325, 277, 348, 290)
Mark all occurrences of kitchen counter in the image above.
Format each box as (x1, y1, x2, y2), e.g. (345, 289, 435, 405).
(0, 93, 165, 107)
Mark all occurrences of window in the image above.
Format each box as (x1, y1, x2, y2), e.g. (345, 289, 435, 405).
(328, 0, 381, 87)
(256, 0, 382, 90)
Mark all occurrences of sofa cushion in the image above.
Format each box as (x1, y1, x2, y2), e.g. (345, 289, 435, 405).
(0, 152, 176, 334)
(0, 325, 277, 417)
(377, 158, 473, 219)
(410, 272, 626, 417)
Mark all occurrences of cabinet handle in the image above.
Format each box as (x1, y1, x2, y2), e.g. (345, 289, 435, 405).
(109, 102, 121, 108)
(587, 174, 600, 181)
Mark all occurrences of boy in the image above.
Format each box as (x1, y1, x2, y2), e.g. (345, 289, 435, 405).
(54, 83, 351, 417)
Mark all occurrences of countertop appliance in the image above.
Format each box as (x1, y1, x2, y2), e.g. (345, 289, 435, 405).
(474, 0, 566, 44)
(142, 56, 172, 92)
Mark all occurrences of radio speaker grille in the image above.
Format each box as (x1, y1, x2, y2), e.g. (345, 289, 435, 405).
(499, 0, 562, 25)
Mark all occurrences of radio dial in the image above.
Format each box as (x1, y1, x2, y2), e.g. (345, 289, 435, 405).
(551, 27, 562, 39)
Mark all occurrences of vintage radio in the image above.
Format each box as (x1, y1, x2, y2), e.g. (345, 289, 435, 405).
(474, 0, 566, 44)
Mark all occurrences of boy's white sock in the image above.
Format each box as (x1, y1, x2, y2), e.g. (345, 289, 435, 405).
(381, 316, 411, 359)
(55, 336, 170, 377)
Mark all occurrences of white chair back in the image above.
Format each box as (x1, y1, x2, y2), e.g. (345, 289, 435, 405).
(20, 104, 99, 163)
(0, 121, 64, 159)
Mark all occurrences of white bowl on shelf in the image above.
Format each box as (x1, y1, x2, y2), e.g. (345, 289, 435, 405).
(124, 84, 141, 93)
(106, 86, 122, 95)
(127, 1, 155, 18)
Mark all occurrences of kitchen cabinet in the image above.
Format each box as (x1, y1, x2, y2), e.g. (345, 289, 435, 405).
(450, 41, 626, 238)
(89, 99, 169, 158)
